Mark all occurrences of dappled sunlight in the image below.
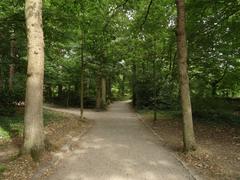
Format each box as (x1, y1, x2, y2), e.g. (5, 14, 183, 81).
(46, 102, 193, 180)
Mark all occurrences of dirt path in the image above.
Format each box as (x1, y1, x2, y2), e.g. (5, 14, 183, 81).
(44, 101, 195, 180)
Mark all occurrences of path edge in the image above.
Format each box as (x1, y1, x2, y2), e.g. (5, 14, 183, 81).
(32, 109, 94, 180)
(135, 112, 202, 180)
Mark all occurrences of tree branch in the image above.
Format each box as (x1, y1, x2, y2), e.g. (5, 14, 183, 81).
(103, 0, 129, 32)
(140, 0, 153, 30)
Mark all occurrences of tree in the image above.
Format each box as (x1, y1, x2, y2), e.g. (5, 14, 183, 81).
(23, 0, 45, 157)
(176, 0, 196, 152)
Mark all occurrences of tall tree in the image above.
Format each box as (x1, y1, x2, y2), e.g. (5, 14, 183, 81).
(176, 0, 196, 152)
(23, 0, 45, 157)
(80, 30, 84, 120)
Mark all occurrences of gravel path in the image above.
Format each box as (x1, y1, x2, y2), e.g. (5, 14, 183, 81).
(46, 101, 194, 180)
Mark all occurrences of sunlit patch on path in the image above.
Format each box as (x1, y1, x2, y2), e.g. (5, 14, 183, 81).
(45, 101, 194, 180)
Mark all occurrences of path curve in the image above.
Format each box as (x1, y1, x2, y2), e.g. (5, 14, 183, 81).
(45, 101, 194, 180)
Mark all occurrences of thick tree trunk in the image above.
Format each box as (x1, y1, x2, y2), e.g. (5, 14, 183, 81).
(176, 0, 196, 152)
(23, 0, 45, 158)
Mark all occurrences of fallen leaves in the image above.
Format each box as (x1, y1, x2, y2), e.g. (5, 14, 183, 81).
(1, 112, 90, 180)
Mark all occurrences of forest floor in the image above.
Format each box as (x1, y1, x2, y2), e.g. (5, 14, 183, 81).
(140, 111, 240, 180)
(0, 109, 91, 180)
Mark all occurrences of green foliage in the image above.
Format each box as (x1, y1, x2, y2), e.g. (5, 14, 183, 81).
(0, 113, 23, 141)
(0, 91, 16, 116)
(0, 0, 240, 126)
(0, 110, 68, 142)
(192, 97, 240, 125)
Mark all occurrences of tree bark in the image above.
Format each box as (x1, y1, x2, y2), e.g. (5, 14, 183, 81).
(132, 62, 137, 107)
(101, 77, 106, 107)
(8, 65, 14, 91)
(80, 31, 84, 120)
(96, 77, 101, 110)
(120, 74, 125, 97)
(176, 0, 196, 152)
(57, 84, 63, 100)
(9, 34, 17, 92)
(23, 0, 45, 158)
(153, 59, 157, 123)
(211, 83, 217, 97)
(106, 78, 112, 103)
(0, 62, 2, 94)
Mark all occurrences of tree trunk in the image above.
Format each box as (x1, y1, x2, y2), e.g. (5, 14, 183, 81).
(57, 84, 63, 100)
(23, 0, 45, 158)
(80, 31, 84, 120)
(120, 74, 125, 97)
(0, 62, 2, 94)
(66, 85, 70, 107)
(8, 65, 14, 91)
(211, 83, 217, 97)
(9, 34, 17, 92)
(153, 59, 157, 123)
(132, 62, 137, 107)
(46, 85, 52, 102)
(96, 77, 101, 109)
(101, 77, 106, 107)
(176, 0, 196, 152)
(107, 78, 112, 102)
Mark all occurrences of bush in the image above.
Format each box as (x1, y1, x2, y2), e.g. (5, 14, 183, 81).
(0, 91, 16, 116)
(192, 97, 240, 125)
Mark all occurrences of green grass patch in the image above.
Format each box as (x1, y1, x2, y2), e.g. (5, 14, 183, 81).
(0, 163, 6, 174)
(0, 109, 65, 142)
(43, 110, 65, 125)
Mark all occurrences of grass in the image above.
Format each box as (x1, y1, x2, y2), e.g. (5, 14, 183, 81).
(0, 163, 6, 174)
(0, 109, 65, 142)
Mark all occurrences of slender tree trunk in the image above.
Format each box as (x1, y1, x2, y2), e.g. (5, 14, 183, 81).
(121, 74, 125, 97)
(23, 0, 45, 158)
(80, 31, 84, 120)
(101, 77, 106, 107)
(9, 34, 17, 92)
(0, 62, 2, 94)
(211, 83, 217, 97)
(96, 76, 101, 109)
(57, 84, 63, 100)
(107, 78, 112, 102)
(153, 59, 157, 123)
(8, 65, 14, 91)
(132, 62, 137, 106)
(176, 0, 196, 152)
(46, 85, 52, 102)
(66, 85, 70, 107)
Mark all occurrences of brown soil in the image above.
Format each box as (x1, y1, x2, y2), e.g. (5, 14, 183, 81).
(1, 111, 91, 180)
(142, 114, 240, 180)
